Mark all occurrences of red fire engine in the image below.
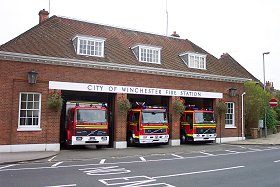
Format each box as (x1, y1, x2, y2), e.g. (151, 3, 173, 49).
(127, 103, 169, 146)
(180, 106, 217, 143)
(65, 101, 109, 148)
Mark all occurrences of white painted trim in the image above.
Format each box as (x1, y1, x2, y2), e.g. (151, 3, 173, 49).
(169, 139, 180, 146)
(18, 92, 42, 130)
(216, 137, 246, 144)
(225, 126, 237, 129)
(49, 81, 223, 98)
(114, 141, 127, 149)
(0, 51, 251, 84)
(0, 144, 60, 153)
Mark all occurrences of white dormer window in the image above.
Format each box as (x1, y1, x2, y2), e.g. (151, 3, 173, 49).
(72, 35, 105, 57)
(131, 44, 161, 64)
(179, 52, 207, 70)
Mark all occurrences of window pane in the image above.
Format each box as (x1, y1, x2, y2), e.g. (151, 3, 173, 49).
(34, 101, 39, 109)
(21, 101, 27, 109)
(20, 110, 26, 117)
(33, 111, 39, 117)
(34, 94, 39, 100)
(27, 118, 32, 125)
(27, 102, 33, 109)
(33, 117, 39, 125)
(21, 94, 27, 101)
(20, 118, 26, 125)
(27, 110, 32, 117)
(27, 94, 33, 101)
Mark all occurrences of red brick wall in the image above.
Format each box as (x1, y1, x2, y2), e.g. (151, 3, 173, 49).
(0, 60, 244, 145)
(168, 96, 181, 140)
(114, 93, 127, 141)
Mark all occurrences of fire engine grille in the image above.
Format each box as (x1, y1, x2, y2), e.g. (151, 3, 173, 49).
(144, 129, 166, 134)
(196, 128, 216, 134)
(76, 130, 107, 136)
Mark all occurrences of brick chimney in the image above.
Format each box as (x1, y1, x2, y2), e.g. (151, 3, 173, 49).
(39, 9, 49, 23)
(171, 31, 180, 37)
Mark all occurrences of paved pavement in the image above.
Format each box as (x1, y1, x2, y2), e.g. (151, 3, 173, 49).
(1, 133, 280, 165)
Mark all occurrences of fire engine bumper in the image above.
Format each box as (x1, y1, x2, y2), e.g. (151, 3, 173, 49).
(71, 136, 109, 145)
(139, 135, 169, 144)
(192, 134, 216, 142)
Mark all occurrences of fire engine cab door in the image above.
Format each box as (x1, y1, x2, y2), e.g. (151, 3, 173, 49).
(186, 113, 193, 130)
(131, 112, 140, 131)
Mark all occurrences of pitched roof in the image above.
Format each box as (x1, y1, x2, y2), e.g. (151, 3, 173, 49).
(0, 15, 256, 81)
(218, 53, 259, 81)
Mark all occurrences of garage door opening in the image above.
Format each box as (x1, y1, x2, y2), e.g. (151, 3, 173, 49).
(59, 90, 115, 149)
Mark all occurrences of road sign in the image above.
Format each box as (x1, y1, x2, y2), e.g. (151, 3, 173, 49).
(269, 98, 278, 107)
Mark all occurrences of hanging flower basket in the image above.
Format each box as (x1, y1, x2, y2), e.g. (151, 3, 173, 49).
(117, 97, 131, 114)
(117, 96, 131, 114)
(173, 98, 186, 115)
(47, 89, 63, 111)
(216, 99, 227, 115)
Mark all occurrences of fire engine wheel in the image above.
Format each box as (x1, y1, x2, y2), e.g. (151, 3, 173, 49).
(96, 145, 103, 149)
(180, 134, 187, 144)
(65, 140, 72, 149)
(128, 135, 135, 147)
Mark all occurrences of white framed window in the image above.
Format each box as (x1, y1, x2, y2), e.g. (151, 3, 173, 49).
(179, 52, 207, 69)
(131, 44, 161, 64)
(18, 92, 41, 131)
(72, 35, 105, 57)
(225, 102, 235, 128)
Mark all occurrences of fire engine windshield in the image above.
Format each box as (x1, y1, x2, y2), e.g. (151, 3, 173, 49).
(76, 109, 106, 123)
(142, 110, 168, 124)
(195, 112, 215, 124)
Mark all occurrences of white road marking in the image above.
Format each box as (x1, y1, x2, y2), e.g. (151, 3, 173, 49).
(200, 151, 214, 156)
(140, 157, 146, 161)
(225, 150, 240, 153)
(99, 176, 175, 187)
(51, 162, 63, 167)
(45, 184, 76, 187)
(171, 154, 184, 159)
(152, 165, 245, 179)
(79, 166, 131, 175)
(100, 159, 106, 164)
(0, 164, 17, 170)
(274, 160, 280, 163)
(248, 148, 261, 151)
(1, 147, 279, 172)
(48, 156, 57, 162)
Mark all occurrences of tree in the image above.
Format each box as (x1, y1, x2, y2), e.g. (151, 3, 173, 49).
(244, 81, 271, 134)
(275, 91, 280, 122)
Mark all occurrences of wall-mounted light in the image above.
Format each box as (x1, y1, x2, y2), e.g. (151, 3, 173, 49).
(229, 87, 237, 97)
(27, 70, 38, 84)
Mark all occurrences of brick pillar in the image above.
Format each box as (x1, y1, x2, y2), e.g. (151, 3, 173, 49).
(168, 96, 181, 146)
(46, 108, 61, 151)
(113, 93, 128, 148)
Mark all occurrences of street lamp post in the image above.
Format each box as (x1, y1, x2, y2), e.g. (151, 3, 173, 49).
(263, 52, 270, 138)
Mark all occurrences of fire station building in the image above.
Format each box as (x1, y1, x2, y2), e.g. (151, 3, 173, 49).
(0, 10, 257, 152)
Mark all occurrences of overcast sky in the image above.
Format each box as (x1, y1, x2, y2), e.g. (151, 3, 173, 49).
(1, 0, 279, 89)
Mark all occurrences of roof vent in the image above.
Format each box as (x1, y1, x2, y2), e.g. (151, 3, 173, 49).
(39, 9, 49, 24)
(171, 31, 180, 37)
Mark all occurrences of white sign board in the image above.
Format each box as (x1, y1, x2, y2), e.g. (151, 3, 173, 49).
(49, 81, 223, 99)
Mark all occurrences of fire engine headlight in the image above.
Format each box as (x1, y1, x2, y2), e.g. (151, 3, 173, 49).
(143, 136, 147, 139)
(76, 137, 82, 141)
(101, 137, 107, 141)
